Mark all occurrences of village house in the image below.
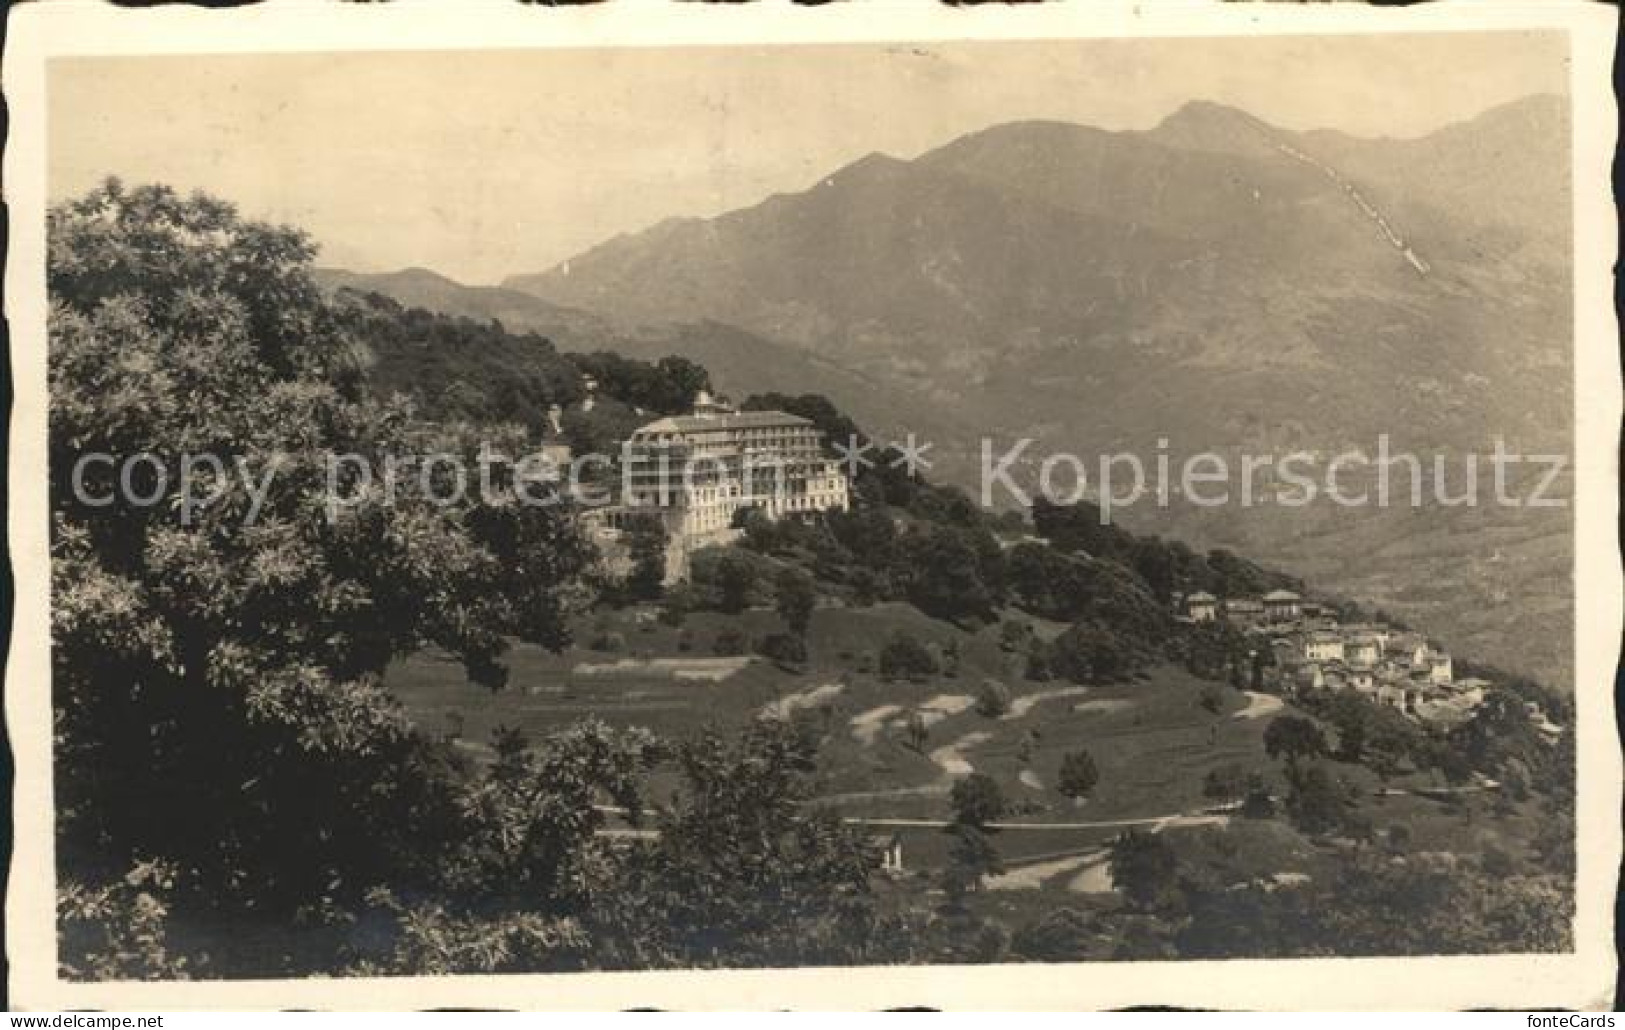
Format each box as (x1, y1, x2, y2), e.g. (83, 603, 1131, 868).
(1224, 597, 1265, 627)
(1346, 634, 1382, 668)
(1262, 589, 1303, 623)
(1289, 661, 1325, 693)
(1385, 633, 1430, 668)
(1303, 630, 1345, 663)
(871, 834, 905, 876)
(1184, 591, 1219, 623)
(1374, 681, 1414, 714)
(1425, 649, 1453, 685)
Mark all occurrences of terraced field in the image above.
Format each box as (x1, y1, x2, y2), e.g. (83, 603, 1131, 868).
(384, 600, 1349, 883)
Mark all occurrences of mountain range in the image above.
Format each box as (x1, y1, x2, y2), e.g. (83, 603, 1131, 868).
(316, 94, 1574, 687)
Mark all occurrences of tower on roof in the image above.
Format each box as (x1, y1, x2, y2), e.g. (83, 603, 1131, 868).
(691, 389, 736, 419)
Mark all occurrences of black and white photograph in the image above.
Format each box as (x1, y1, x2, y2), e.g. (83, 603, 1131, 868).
(4, 1, 1619, 1013)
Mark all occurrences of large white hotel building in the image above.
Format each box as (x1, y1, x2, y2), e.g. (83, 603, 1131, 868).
(590, 393, 851, 579)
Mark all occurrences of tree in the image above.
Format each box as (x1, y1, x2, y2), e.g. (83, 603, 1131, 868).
(950, 773, 1006, 830)
(899, 525, 998, 624)
(1198, 684, 1227, 716)
(1049, 621, 1137, 684)
(1250, 647, 1272, 691)
(49, 181, 600, 965)
(878, 633, 938, 682)
(1363, 725, 1413, 783)
(756, 632, 808, 668)
(712, 628, 748, 657)
(1386, 823, 1413, 853)
(711, 553, 759, 614)
(658, 584, 695, 628)
(653, 355, 711, 413)
(1016, 729, 1039, 765)
(942, 824, 1004, 904)
(774, 566, 817, 639)
(974, 679, 1013, 719)
(1057, 750, 1100, 800)
(1023, 638, 1054, 682)
(1284, 762, 1356, 836)
(1452, 688, 1545, 777)
(1240, 775, 1277, 819)
(1322, 691, 1374, 762)
(607, 719, 886, 966)
(1263, 715, 1327, 767)
(1011, 907, 1105, 962)
(1202, 763, 1250, 805)
(1108, 830, 1181, 911)
(622, 512, 669, 602)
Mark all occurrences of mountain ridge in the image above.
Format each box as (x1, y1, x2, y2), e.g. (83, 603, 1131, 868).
(487, 94, 1573, 687)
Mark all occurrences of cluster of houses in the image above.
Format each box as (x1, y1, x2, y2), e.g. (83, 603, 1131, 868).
(1177, 588, 1492, 726)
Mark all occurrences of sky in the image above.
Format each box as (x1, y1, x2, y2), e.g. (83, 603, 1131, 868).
(49, 32, 1568, 285)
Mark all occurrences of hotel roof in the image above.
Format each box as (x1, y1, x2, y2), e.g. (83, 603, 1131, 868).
(632, 411, 814, 436)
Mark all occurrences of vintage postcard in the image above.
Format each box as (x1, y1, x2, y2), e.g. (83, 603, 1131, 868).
(4, 0, 1619, 1012)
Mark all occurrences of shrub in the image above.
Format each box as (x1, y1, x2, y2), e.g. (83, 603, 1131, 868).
(1108, 829, 1181, 912)
(950, 772, 1006, 829)
(1240, 776, 1277, 819)
(1057, 749, 1100, 799)
(974, 679, 1012, 719)
(757, 632, 808, 668)
(998, 619, 1033, 653)
(1049, 621, 1137, 684)
(878, 634, 938, 682)
(1202, 763, 1250, 804)
(773, 567, 818, 638)
(1024, 642, 1054, 683)
(712, 628, 748, 657)
(658, 585, 695, 628)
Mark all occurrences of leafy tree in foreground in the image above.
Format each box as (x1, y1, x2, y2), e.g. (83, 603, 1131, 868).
(50, 180, 597, 974)
(604, 719, 891, 968)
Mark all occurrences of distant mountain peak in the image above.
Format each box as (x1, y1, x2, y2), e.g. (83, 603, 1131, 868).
(1150, 100, 1276, 152)
(393, 265, 464, 286)
(821, 149, 907, 186)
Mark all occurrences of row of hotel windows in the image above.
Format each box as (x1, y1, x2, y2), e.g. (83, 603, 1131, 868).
(683, 493, 847, 532)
